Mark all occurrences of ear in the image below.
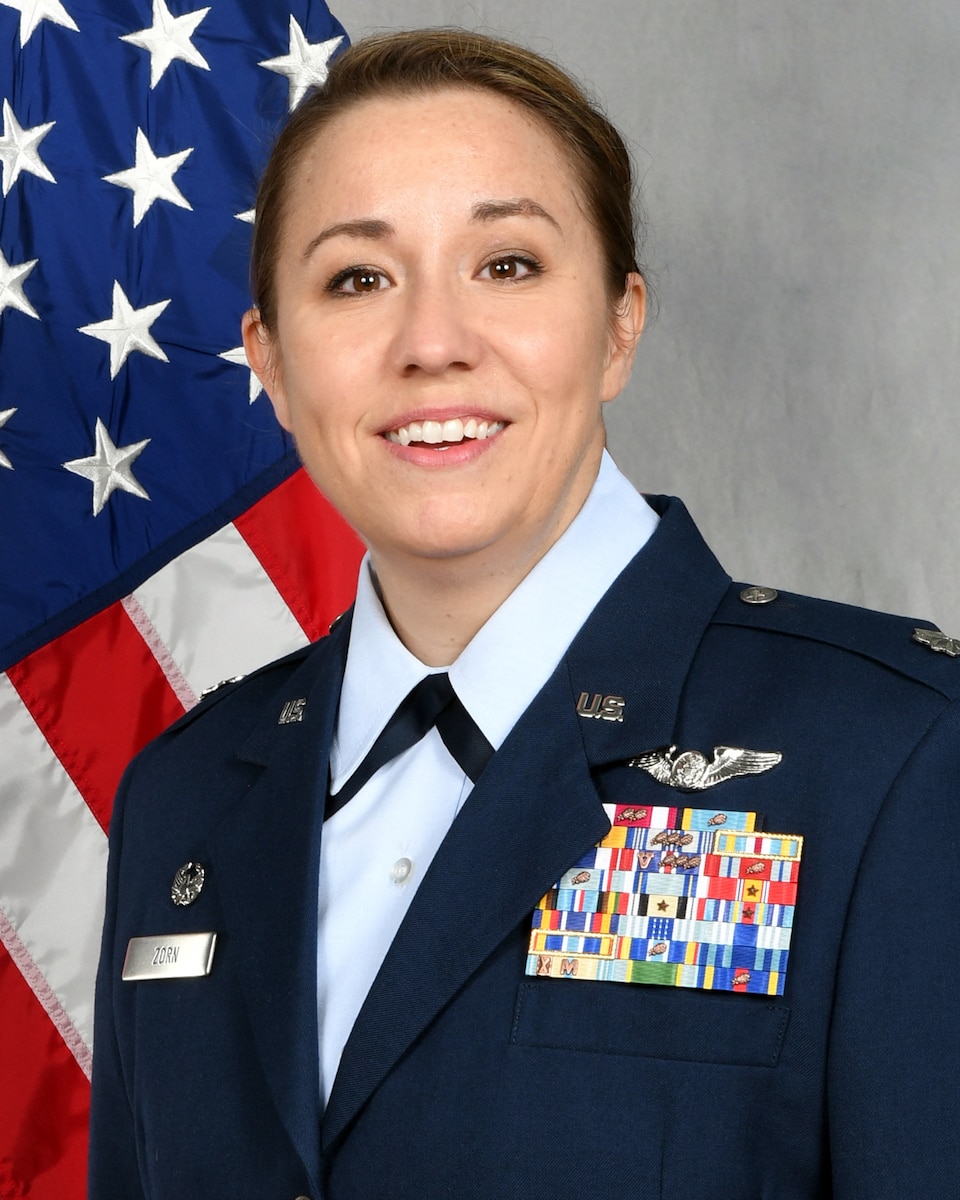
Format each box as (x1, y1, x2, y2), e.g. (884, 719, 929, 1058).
(241, 308, 291, 431)
(601, 273, 646, 403)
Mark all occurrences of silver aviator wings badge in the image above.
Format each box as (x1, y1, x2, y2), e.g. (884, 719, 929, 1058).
(628, 745, 782, 792)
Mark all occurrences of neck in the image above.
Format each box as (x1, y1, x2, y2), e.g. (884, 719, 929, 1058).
(368, 446, 605, 666)
(370, 511, 596, 667)
(368, 545, 538, 667)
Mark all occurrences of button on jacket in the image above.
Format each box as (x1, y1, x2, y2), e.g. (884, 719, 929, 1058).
(89, 495, 960, 1199)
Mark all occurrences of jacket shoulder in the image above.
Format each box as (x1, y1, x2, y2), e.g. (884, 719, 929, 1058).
(158, 641, 319, 738)
(711, 582, 960, 700)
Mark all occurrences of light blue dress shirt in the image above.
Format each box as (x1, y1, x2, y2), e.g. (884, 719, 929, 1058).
(318, 452, 659, 1102)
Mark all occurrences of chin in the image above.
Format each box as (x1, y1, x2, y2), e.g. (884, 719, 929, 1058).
(408, 534, 501, 563)
(371, 518, 510, 566)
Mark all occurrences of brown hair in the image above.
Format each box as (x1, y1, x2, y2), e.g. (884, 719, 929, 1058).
(251, 28, 647, 331)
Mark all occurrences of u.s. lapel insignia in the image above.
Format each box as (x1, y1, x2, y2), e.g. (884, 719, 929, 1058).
(628, 745, 782, 791)
(526, 806, 803, 996)
(913, 628, 960, 657)
(171, 861, 205, 907)
(278, 697, 307, 724)
(576, 692, 625, 722)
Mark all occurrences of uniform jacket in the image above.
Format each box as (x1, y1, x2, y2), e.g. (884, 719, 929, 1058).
(89, 496, 960, 1199)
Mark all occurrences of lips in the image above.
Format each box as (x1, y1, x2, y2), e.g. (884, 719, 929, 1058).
(383, 417, 506, 447)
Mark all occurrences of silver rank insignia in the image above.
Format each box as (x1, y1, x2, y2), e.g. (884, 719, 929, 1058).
(628, 745, 782, 791)
(912, 628, 960, 658)
(171, 861, 205, 907)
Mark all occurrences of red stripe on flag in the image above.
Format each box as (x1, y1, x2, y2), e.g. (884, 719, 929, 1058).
(0, 943, 89, 1200)
(235, 468, 364, 641)
(6, 604, 185, 834)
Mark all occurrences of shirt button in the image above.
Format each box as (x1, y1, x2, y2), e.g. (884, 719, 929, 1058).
(390, 857, 414, 886)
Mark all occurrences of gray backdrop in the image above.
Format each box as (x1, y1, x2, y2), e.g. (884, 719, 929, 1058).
(343, 0, 960, 629)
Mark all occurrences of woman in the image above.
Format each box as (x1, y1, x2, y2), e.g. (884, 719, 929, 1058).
(89, 29, 960, 1200)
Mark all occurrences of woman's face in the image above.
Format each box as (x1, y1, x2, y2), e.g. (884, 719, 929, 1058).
(245, 87, 644, 579)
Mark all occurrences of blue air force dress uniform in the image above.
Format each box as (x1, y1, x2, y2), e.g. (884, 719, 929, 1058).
(89, 456, 960, 1199)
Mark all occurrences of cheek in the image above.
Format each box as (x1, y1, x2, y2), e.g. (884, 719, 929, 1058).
(273, 347, 336, 434)
(278, 358, 372, 493)
(543, 303, 611, 382)
(502, 326, 584, 410)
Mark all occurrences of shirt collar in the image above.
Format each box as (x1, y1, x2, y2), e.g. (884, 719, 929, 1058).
(330, 451, 658, 788)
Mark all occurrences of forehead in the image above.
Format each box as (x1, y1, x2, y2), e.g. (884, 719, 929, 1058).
(282, 86, 585, 224)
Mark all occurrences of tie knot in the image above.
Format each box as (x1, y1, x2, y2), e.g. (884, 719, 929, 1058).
(405, 671, 456, 729)
(327, 671, 493, 820)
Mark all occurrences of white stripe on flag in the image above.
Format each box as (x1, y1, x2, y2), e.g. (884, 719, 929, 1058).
(0, 908, 93, 1079)
(122, 594, 200, 711)
(0, 673, 108, 1061)
(131, 522, 309, 698)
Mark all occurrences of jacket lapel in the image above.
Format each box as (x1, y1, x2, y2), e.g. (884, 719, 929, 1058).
(322, 667, 608, 1151)
(323, 496, 731, 1150)
(206, 617, 351, 1189)
(565, 494, 732, 767)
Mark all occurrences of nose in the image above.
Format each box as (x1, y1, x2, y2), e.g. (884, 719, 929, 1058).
(389, 276, 482, 376)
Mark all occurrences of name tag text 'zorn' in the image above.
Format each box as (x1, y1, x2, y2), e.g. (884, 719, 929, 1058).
(122, 932, 217, 981)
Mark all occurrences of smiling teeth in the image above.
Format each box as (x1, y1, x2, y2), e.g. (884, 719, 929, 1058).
(386, 418, 505, 446)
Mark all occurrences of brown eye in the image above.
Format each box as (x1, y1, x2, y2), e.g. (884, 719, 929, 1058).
(344, 270, 383, 293)
(328, 267, 389, 295)
(481, 255, 542, 282)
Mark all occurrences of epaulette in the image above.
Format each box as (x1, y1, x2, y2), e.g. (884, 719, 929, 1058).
(711, 582, 960, 700)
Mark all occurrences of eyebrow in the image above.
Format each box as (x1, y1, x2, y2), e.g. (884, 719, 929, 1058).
(303, 219, 394, 258)
(302, 198, 561, 259)
(471, 198, 561, 231)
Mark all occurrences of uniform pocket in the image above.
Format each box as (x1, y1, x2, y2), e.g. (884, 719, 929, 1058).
(511, 978, 789, 1067)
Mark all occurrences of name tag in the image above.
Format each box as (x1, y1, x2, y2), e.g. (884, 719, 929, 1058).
(122, 932, 217, 981)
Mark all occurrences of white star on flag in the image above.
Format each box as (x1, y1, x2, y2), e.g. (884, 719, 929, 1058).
(77, 281, 170, 379)
(0, 250, 39, 320)
(0, 407, 16, 469)
(259, 16, 342, 110)
(235, 208, 255, 223)
(219, 345, 263, 403)
(63, 417, 151, 516)
(103, 128, 193, 227)
(0, 99, 56, 196)
(0, 0, 78, 47)
(120, 0, 210, 90)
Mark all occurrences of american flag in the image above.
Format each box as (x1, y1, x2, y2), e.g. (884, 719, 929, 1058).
(0, 3, 362, 1193)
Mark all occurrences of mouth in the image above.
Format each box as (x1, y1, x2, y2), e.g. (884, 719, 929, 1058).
(383, 417, 506, 449)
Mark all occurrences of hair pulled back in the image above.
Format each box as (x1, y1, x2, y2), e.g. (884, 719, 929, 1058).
(250, 28, 647, 331)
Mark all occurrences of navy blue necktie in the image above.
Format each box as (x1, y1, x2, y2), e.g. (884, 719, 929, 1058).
(326, 673, 493, 820)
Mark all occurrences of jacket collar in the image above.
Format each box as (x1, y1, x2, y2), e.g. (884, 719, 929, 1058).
(566, 493, 731, 765)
